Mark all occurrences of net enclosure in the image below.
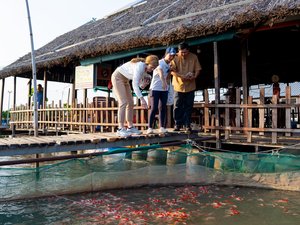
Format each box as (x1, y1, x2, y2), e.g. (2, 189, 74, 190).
(1, 144, 300, 201)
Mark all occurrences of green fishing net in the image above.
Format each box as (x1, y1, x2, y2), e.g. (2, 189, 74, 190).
(1, 144, 300, 201)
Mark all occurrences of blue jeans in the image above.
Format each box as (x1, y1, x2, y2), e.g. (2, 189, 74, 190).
(148, 90, 168, 128)
(173, 91, 195, 127)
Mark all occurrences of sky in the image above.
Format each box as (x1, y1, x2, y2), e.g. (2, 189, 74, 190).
(0, 0, 134, 110)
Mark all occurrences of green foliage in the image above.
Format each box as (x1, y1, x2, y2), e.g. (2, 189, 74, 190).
(29, 87, 34, 97)
(2, 111, 9, 119)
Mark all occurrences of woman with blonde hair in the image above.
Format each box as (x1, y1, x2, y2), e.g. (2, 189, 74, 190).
(111, 55, 159, 137)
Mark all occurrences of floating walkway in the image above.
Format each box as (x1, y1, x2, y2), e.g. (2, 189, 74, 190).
(0, 131, 215, 158)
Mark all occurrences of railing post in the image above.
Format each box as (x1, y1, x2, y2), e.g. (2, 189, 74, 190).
(235, 88, 241, 133)
(259, 87, 265, 135)
(224, 96, 230, 139)
(111, 100, 117, 132)
(204, 89, 209, 133)
(247, 96, 253, 143)
(100, 101, 104, 132)
(58, 101, 62, 132)
(55, 105, 58, 135)
(109, 99, 114, 132)
(285, 86, 291, 137)
(272, 95, 278, 144)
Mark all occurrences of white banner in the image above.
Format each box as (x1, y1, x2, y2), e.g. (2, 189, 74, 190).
(75, 65, 94, 89)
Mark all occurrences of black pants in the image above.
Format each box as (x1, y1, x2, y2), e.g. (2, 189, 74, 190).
(148, 90, 168, 128)
(173, 91, 195, 127)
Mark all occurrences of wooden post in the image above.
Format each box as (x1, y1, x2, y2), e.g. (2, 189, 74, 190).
(111, 100, 115, 132)
(141, 100, 145, 130)
(28, 78, 32, 109)
(26, 104, 30, 129)
(111, 101, 118, 132)
(272, 95, 278, 144)
(55, 104, 58, 135)
(285, 86, 291, 137)
(51, 101, 54, 130)
(105, 97, 109, 132)
(204, 89, 209, 133)
(67, 87, 70, 107)
(241, 40, 248, 130)
(90, 102, 94, 133)
(297, 96, 300, 129)
(12, 76, 17, 137)
(82, 89, 87, 133)
(72, 71, 76, 106)
(43, 70, 47, 109)
(42, 70, 47, 131)
(79, 103, 82, 132)
(135, 97, 140, 127)
(62, 100, 65, 131)
(235, 88, 241, 132)
(247, 96, 253, 143)
(225, 96, 230, 139)
(0, 79, 5, 124)
(166, 105, 172, 128)
(100, 101, 104, 132)
(213, 42, 221, 149)
(58, 100, 62, 132)
(259, 87, 265, 135)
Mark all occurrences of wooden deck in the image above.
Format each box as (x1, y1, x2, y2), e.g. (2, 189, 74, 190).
(1, 128, 300, 166)
(1, 129, 300, 158)
(0, 130, 215, 157)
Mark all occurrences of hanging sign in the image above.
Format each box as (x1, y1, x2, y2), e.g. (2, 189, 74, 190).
(75, 64, 94, 89)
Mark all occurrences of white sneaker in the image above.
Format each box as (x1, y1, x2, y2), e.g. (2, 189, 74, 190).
(127, 126, 142, 135)
(159, 127, 168, 133)
(147, 128, 154, 134)
(116, 128, 131, 137)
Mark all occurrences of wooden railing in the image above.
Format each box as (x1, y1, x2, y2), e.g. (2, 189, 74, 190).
(10, 97, 149, 134)
(9, 86, 300, 144)
(194, 86, 300, 144)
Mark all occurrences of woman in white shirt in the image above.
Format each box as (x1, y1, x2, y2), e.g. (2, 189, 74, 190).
(147, 47, 176, 134)
(111, 55, 159, 137)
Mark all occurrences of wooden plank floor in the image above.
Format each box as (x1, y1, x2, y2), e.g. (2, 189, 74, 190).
(0, 130, 215, 157)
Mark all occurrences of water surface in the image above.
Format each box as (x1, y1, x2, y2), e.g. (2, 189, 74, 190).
(1, 185, 299, 225)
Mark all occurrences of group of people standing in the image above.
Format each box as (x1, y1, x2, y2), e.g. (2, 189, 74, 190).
(111, 42, 201, 137)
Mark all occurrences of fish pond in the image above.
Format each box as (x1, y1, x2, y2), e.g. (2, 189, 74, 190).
(1, 185, 299, 225)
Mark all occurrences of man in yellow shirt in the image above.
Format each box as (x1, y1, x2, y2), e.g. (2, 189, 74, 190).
(171, 42, 201, 131)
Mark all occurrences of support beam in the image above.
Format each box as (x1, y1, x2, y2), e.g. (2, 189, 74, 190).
(11, 76, 17, 136)
(213, 42, 221, 148)
(285, 86, 291, 137)
(241, 40, 248, 130)
(259, 87, 265, 135)
(43, 70, 47, 107)
(28, 78, 32, 108)
(0, 79, 4, 124)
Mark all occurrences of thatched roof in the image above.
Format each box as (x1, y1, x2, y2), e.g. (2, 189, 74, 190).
(0, 0, 299, 79)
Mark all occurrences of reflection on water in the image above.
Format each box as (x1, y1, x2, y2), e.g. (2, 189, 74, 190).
(0, 185, 299, 225)
(1, 150, 300, 224)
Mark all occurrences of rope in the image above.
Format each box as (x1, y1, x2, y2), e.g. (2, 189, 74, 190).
(186, 139, 207, 152)
(258, 142, 300, 154)
(186, 140, 300, 157)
